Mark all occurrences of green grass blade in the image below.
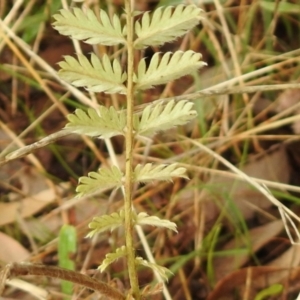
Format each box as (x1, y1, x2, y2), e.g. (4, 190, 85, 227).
(58, 224, 77, 299)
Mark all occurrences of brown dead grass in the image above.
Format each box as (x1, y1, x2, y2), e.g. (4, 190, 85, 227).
(1, 0, 300, 299)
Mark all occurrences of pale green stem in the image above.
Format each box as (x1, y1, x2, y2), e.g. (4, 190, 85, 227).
(124, 0, 140, 298)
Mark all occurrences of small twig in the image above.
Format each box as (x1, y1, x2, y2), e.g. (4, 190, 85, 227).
(1, 130, 71, 162)
(0, 263, 125, 300)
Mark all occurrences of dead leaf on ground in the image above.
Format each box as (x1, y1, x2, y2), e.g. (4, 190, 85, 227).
(208, 244, 300, 300)
(207, 265, 295, 300)
(14, 167, 49, 198)
(0, 231, 30, 262)
(201, 144, 290, 223)
(266, 244, 300, 284)
(275, 88, 300, 134)
(0, 182, 68, 226)
(213, 219, 284, 281)
(5, 279, 49, 300)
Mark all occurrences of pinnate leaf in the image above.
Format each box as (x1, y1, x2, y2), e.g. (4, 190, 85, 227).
(99, 246, 127, 272)
(58, 53, 127, 94)
(65, 106, 126, 138)
(53, 8, 125, 45)
(76, 166, 123, 197)
(134, 50, 206, 90)
(135, 212, 177, 232)
(87, 210, 125, 238)
(136, 99, 197, 136)
(134, 5, 204, 49)
(134, 163, 188, 182)
(136, 257, 173, 281)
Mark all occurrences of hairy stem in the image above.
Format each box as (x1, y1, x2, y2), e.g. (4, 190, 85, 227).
(124, 0, 140, 299)
(0, 263, 125, 300)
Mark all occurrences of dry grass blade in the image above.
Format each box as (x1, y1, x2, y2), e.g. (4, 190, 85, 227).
(189, 138, 300, 244)
(1, 131, 71, 163)
(2, 0, 300, 299)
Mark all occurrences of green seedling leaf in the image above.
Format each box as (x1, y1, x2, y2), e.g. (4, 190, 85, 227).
(135, 212, 178, 232)
(135, 257, 173, 281)
(53, 8, 126, 45)
(136, 99, 197, 136)
(65, 106, 126, 138)
(58, 53, 127, 94)
(134, 4, 204, 49)
(87, 210, 125, 237)
(134, 50, 206, 90)
(76, 166, 123, 197)
(99, 246, 127, 272)
(254, 284, 283, 300)
(134, 163, 188, 182)
(58, 225, 77, 299)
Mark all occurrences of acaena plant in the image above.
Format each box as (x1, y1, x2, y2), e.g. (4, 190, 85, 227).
(52, 2, 205, 300)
